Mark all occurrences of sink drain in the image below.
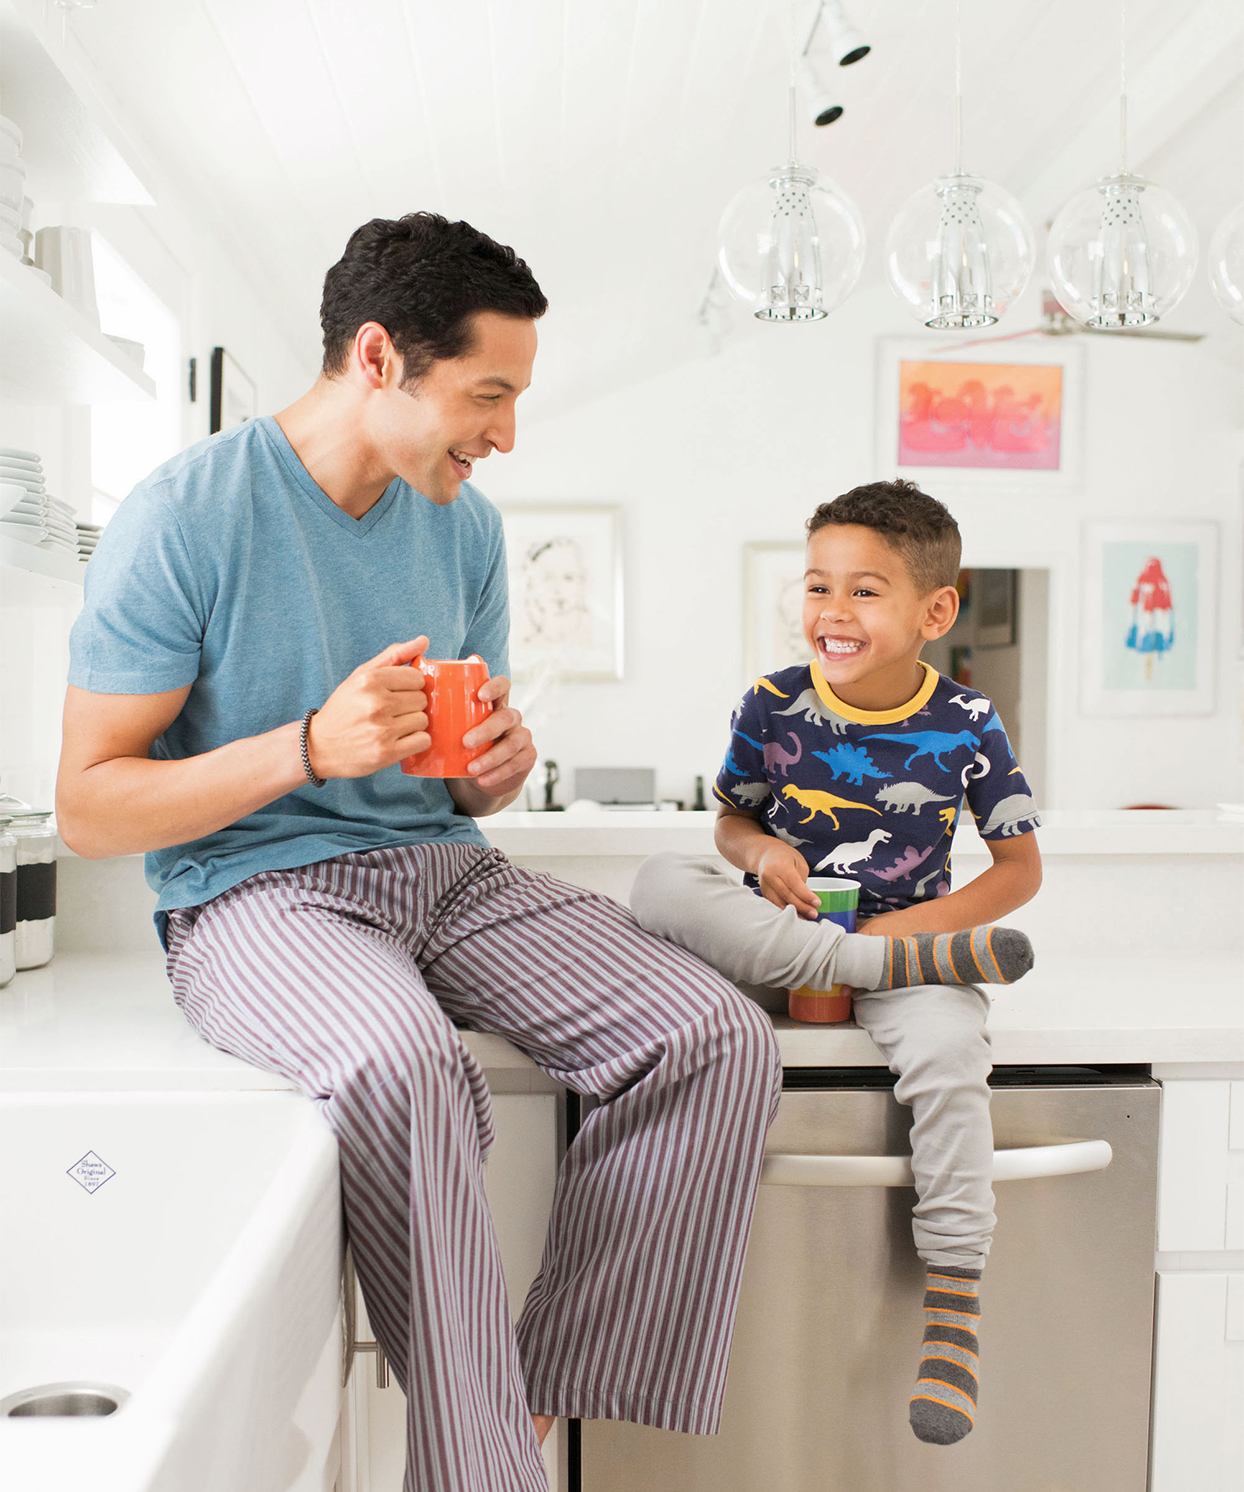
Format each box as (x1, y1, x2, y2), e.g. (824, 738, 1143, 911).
(0, 1381, 130, 1417)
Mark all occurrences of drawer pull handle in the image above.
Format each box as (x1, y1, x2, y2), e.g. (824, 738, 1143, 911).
(761, 1139, 1113, 1188)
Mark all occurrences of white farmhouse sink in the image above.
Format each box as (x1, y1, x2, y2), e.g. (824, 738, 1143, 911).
(0, 1091, 342, 1492)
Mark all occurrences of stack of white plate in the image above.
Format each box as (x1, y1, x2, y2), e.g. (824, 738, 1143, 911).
(76, 520, 103, 561)
(0, 116, 27, 263)
(0, 449, 81, 559)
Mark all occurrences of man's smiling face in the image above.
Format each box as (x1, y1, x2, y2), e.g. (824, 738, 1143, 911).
(371, 310, 538, 505)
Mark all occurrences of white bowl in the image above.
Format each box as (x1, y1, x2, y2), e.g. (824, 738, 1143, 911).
(0, 521, 43, 546)
(0, 482, 27, 516)
(0, 159, 26, 213)
(0, 447, 41, 461)
(0, 115, 23, 153)
(0, 454, 41, 470)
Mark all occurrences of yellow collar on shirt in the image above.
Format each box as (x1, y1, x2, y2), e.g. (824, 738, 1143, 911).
(809, 657, 939, 725)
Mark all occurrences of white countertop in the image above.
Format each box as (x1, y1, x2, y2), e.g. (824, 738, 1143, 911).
(2, 949, 1239, 1090)
(481, 808, 1244, 858)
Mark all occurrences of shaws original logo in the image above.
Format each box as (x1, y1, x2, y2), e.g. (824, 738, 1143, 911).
(66, 1151, 115, 1194)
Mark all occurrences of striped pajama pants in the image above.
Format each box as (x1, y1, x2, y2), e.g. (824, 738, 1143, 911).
(164, 842, 782, 1492)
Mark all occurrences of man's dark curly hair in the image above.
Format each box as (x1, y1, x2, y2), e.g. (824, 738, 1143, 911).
(320, 213, 548, 382)
(806, 479, 961, 594)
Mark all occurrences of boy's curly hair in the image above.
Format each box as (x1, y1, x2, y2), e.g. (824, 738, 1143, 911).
(806, 480, 962, 594)
(320, 213, 547, 383)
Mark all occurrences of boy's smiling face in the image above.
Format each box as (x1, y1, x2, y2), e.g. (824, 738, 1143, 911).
(802, 523, 959, 711)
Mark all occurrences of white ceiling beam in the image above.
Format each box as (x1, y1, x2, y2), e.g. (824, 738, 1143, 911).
(1022, 0, 1243, 222)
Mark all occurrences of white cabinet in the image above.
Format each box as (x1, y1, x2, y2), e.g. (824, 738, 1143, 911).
(1151, 1075, 1244, 1492)
(1152, 1272, 1244, 1491)
(338, 1086, 563, 1492)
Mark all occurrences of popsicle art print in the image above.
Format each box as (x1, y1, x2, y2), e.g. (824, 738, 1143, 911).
(896, 359, 1063, 470)
(1082, 522, 1218, 716)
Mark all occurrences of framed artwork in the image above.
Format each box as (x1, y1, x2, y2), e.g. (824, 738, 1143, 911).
(209, 347, 257, 434)
(875, 338, 1083, 488)
(1081, 521, 1218, 716)
(744, 542, 812, 681)
(499, 504, 623, 682)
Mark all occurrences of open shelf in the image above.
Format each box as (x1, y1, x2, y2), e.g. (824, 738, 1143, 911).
(0, 0, 154, 206)
(0, 248, 156, 402)
(1, 534, 86, 585)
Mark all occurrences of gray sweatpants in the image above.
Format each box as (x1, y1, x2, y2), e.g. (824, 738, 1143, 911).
(630, 853, 995, 1269)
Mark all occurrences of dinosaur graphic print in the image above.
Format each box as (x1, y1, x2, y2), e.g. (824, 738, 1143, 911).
(868, 842, 936, 883)
(861, 729, 978, 772)
(811, 742, 890, 785)
(874, 782, 958, 815)
(714, 660, 1038, 916)
(950, 693, 991, 722)
(974, 793, 1040, 838)
(813, 828, 892, 874)
(764, 732, 803, 776)
(773, 688, 850, 734)
(782, 783, 882, 831)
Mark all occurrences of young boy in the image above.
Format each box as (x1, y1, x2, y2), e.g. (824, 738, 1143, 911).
(630, 480, 1042, 1447)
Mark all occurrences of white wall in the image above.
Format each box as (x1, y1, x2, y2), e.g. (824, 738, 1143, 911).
(484, 284, 1244, 810)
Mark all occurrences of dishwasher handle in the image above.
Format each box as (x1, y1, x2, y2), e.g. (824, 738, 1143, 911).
(761, 1139, 1112, 1188)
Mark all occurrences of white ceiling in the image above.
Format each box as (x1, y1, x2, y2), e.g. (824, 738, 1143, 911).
(60, 0, 1244, 416)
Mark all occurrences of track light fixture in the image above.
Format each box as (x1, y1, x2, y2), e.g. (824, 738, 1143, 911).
(805, 0, 871, 69)
(800, 57, 844, 127)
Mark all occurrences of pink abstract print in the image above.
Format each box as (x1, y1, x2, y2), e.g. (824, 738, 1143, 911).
(898, 360, 1063, 470)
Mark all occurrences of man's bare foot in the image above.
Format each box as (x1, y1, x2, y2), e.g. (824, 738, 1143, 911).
(532, 1412, 555, 1447)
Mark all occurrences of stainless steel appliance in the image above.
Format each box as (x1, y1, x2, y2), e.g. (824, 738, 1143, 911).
(582, 1065, 1159, 1492)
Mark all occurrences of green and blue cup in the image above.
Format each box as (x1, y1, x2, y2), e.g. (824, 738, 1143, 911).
(788, 876, 860, 1025)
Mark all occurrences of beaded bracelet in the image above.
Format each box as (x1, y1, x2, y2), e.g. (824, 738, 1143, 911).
(300, 708, 326, 788)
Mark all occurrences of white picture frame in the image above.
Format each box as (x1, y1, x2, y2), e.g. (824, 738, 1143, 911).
(499, 504, 623, 683)
(874, 336, 1084, 490)
(744, 542, 812, 682)
(1081, 520, 1218, 717)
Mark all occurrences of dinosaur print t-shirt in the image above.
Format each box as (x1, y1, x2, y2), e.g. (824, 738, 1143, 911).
(713, 659, 1040, 916)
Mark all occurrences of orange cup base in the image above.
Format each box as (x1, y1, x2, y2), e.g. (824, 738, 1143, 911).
(787, 986, 853, 1024)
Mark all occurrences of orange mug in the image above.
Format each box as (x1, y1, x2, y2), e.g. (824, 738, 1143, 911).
(400, 654, 492, 779)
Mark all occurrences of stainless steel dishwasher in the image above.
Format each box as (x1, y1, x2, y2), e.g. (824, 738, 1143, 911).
(580, 1064, 1159, 1492)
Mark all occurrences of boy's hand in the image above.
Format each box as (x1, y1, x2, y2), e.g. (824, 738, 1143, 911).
(756, 842, 821, 918)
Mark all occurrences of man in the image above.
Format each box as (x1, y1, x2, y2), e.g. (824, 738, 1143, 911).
(57, 214, 781, 1492)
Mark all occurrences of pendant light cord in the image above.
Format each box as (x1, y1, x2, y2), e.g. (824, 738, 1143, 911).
(954, 0, 963, 175)
(788, 0, 799, 163)
(1119, 0, 1128, 174)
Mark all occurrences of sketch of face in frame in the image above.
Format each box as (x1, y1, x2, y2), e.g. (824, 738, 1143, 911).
(515, 536, 593, 651)
(774, 572, 813, 670)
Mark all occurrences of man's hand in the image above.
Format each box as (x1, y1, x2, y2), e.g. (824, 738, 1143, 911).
(454, 674, 536, 803)
(305, 637, 431, 780)
(756, 840, 821, 918)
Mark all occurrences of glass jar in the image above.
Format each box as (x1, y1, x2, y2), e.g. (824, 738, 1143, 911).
(11, 812, 55, 970)
(0, 817, 15, 988)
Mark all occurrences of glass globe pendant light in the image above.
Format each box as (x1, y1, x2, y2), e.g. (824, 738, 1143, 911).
(716, 16, 865, 323)
(1207, 204, 1244, 326)
(1046, 2, 1198, 329)
(884, 2, 1035, 329)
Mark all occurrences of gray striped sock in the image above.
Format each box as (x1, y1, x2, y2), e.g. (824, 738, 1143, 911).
(910, 1265, 981, 1445)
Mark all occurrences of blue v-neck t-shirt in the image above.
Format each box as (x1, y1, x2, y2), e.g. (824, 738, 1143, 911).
(67, 417, 509, 937)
